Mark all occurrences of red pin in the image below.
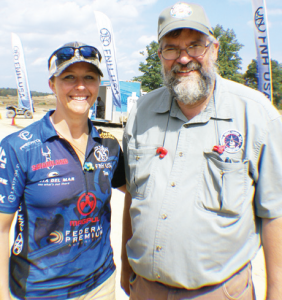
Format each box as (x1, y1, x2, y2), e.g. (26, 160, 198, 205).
(156, 147, 168, 159)
(213, 145, 225, 154)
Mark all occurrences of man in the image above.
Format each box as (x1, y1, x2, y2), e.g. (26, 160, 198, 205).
(122, 2, 282, 300)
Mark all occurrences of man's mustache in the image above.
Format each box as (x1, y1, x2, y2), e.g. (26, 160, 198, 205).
(171, 61, 202, 74)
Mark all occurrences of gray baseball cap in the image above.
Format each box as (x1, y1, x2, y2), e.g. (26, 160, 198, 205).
(48, 41, 103, 79)
(158, 2, 214, 41)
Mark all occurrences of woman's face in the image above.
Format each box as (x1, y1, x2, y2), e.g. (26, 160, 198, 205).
(49, 62, 100, 119)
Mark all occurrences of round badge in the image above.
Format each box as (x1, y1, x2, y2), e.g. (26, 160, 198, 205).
(170, 3, 192, 18)
(220, 130, 243, 153)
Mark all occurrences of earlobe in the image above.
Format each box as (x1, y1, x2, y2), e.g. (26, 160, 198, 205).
(49, 79, 56, 94)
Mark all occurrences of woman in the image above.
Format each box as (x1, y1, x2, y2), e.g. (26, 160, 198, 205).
(0, 42, 126, 300)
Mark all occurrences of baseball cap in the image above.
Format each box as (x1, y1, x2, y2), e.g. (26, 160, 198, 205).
(158, 2, 214, 41)
(48, 41, 103, 79)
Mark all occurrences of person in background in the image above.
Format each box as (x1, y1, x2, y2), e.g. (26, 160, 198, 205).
(96, 96, 105, 119)
(0, 41, 126, 300)
(121, 2, 282, 299)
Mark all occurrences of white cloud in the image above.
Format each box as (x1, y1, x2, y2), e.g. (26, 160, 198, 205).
(137, 35, 157, 45)
(268, 8, 282, 15)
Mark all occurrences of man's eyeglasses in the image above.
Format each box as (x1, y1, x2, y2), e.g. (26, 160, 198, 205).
(48, 46, 102, 69)
(160, 41, 213, 60)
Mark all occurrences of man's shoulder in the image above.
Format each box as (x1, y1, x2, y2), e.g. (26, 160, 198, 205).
(138, 86, 168, 103)
(218, 76, 279, 120)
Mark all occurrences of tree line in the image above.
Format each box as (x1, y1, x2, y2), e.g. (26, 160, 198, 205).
(133, 24, 282, 108)
(0, 88, 50, 97)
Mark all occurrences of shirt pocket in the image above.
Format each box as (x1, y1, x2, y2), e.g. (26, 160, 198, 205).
(128, 147, 157, 199)
(197, 152, 249, 216)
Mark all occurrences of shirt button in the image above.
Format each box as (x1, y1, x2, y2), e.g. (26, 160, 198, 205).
(136, 156, 140, 161)
(179, 152, 183, 157)
(156, 246, 162, 252)
(161, 214, 168, 219)
(171, 182, 176, 187)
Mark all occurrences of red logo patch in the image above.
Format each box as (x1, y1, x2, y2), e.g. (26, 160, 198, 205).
(77, 192, 97, 216)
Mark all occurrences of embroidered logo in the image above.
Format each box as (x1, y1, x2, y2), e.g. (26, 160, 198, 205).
(220, 130, 243, 153)
(18, 130, 33, 140)
(94, 145, 109, 162)
(171, 3, 193, 18)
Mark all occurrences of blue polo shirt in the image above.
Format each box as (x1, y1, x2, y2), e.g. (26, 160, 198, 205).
(0, 111, 125, 299)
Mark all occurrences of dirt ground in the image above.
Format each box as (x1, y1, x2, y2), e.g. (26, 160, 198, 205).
(0, 104, 267, 300)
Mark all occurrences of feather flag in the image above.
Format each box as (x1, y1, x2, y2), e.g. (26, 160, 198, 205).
(94, 11, 121, 108)
(11, 33, 33, 112)
(251, 0, 273, 102)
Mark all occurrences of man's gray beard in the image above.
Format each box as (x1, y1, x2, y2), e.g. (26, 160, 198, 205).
(162, 60, 217, 105)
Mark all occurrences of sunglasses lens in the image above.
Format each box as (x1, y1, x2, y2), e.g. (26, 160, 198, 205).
(55, 48, 75, 66)
(80, 46, 101, 62)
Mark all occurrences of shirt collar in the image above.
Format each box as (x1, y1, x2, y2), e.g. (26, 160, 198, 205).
(151, 74, 232, 123)
(40, 110, 101, 142)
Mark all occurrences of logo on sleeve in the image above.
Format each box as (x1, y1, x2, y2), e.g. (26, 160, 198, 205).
(0, 195, 5, 203)
(220, 130, 243, 153)
(0, 177, 8, 185)
(18, 130, 33, 140)
(13, 233, 23, 255)
(0, 147, 7, 169)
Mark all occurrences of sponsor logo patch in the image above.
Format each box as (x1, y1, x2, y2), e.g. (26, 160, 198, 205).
(0, 194, 5, 203)
(20, 139, 42, 151)
(94, 145, 109, 162)
(13, 233, 23, 255)
(18, 130, 33, 140)
(0, 147, 7, 169)
(0, 177, 8, 185)
(77, 192, 97, 216)
(220, 130, 243, 153)
(171, 3, 193, 18)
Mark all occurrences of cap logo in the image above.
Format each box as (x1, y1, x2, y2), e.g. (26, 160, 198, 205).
(170, 3, 192, 18)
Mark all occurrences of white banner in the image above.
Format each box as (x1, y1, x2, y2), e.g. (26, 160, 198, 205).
(251, 0, 273, 102)
(94, 11, 121, 108)
(11, 33, 33, 112)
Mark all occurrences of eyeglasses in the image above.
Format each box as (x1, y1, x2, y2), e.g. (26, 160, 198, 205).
(48, 46, 102, 69)
(160, 41, 213, 60)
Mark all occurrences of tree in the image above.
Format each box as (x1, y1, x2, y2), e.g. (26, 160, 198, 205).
(244, 59, 282, 107)
(214, 25, 244, 84)
(132, 41, 163, 92)
(243, 59, 258, 90)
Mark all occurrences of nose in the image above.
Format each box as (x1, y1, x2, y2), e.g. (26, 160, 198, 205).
(176, 49, 193, 65)
(74, 77, 86, 90)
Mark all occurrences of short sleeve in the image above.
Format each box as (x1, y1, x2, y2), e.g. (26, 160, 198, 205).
(111, 147, 126, 189)
(255, 116, 282, 218)
(0, 138, 26, 214)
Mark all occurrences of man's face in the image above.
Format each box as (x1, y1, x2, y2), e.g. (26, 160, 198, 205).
(158, 29, 219, 106)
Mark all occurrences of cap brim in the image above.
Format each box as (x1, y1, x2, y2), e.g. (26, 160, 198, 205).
(49, 56, 103, 79)
(159, 19, 213, 41)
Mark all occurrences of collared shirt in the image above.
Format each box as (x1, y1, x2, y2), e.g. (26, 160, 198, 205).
(0, 111, 125, 299)
(123, 74, 282, 289)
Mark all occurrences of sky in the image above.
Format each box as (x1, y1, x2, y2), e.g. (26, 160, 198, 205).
(0, 0, 281, 93)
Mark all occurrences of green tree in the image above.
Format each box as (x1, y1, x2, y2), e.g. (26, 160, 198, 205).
(214, 25, 244, 83)
(132, 41, 163, 92)
(244, 59, 282, 107)
(243, 59, 258, 90)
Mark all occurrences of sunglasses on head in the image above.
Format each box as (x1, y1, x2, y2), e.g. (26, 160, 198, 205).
(48, 46, 102, 69)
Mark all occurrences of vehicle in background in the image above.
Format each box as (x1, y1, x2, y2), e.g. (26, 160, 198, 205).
(6, 105, 33, 119)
